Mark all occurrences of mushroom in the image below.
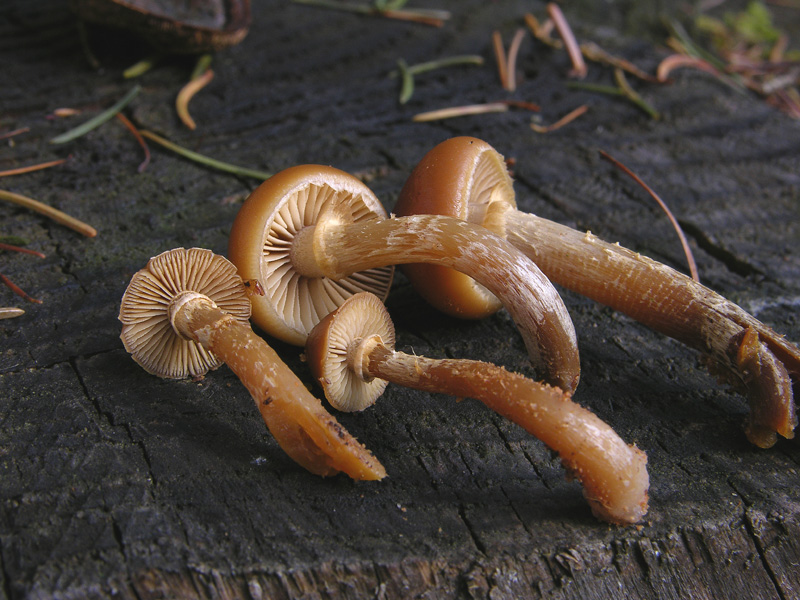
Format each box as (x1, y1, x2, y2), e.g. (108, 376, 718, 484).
(305, 292, 649, 525)
(394, 136, 800, 448)
(119, 247, 385, 481)
(228, 164, 580, 392)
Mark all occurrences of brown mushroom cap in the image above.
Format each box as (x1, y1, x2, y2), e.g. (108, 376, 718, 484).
(306, 292, 396, 412)
(393, 136, 517, 319)
(228, 164, 394, 346)
(119, 247, 251, 379)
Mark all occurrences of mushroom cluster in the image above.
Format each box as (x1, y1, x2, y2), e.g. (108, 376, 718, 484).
(306, 292, 649, 525)
(119, 138, 799, 526)
(119, 247, 384, 480)
(227, 164, 580, 391)
(394, 136, 800, 449)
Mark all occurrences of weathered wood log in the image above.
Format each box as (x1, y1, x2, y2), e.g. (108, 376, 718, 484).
(1, 1, 799, 598)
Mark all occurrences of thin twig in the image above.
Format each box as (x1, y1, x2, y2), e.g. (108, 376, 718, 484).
(51, 108, 81, 118)
(0, 127, 30, 141)
(0, 307, 25, 319)
(599, 150, 699, 282)
(0, 189, 97, 237)
(396, 59, 415, 104)
(656, 54, 724, 83)
(291, 0, 449, 26)
(139, 130, 273, 180)
(505, 28, 527, 93)
(580, 41, 659, 82)
(190, 54, 214, 80)
(492, 31, 509, 90)
(523, 13, 561, 48)
(547, 3, 587, 78)
(0, 272, 42, 304)
(392, 55, 484, 103)
(566, 81, 659, 119)
(115, 113, 151, 173)
(0, 158, 69, 178)
(0, 242, 46, 259)
(176, 68, 215, 130)
(412, 102, 510, 122)
(50, 85, 142, 145)
(613, 68, 660, 119)
(530, 105, 588, 132)
(123, 54, 161, 78)
(502, 99, 541, 111)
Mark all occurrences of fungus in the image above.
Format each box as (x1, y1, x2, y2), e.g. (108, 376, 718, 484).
(119, 247, 385, 481)
(228, 164, 580, 392)
(394, 136, 800, 448)
(306, 292, 649, 525)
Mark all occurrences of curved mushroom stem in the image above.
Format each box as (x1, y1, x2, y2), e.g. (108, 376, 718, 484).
(347, 331, 648, 524)
(291, 213, 580, 392)
(486, 202, 798, 448)
(167, 292, 385, 480)
(394, 137, 799, 448)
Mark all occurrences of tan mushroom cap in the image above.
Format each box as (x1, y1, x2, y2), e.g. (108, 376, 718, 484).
(306, 292, 395, 412)
(394, 136, 517, 319)
(119, 247, 251, 379)
(228, 164, 394, 346)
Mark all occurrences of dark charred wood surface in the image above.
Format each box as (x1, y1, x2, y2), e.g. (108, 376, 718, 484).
(2, 1, 800, 598)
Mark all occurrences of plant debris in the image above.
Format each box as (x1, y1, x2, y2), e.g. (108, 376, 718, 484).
(0, 158, 70, 178)
(392, 55, 484, 104)
(115, 113, 151, 173)
(530, 104, 588, 132)
(600, 150, 699, 282)
(139, 130, 272, 180)
(0, 307, 24, 319)
(412, 100, 539, 122)
(292, 0, 450, 26)
(50, 85, 142, 145)
(493, 28, 527, 91)
(547, 3, 587, 79)
(0, 189, 97, 237)
(176, 67, 215, 130)
(660, 2, 800, 118)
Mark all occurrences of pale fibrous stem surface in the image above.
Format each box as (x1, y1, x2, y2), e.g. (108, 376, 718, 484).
(486, 201, 799, 448)
(359, 340, 649, 525)
(291, 213, 581, 392)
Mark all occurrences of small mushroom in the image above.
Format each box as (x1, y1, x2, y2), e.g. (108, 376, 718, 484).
(228, 164, 580, 392)
(306, 292, 649, 525)
(119, 247, 385, 481)
(394, 136, 800, 448)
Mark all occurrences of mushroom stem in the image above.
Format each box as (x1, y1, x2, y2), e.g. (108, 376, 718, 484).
(291, 213, 580, 392)
(365, 342, 648, 524)
(168, 292, 385, 480)
(120, 248, 385, 481)
(307, 292, 647, 524)
(394, 136, 800, 448)
(488, 202, 798, 447)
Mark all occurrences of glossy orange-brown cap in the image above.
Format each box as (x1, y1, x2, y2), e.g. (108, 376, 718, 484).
(394, 137, 516, 319)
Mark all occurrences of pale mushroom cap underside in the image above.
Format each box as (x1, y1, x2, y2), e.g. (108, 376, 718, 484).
(308, 292, 396, 412)
(119, 247, 251, 379)
(255, 179, 394, 344)
(466, 140, 517, 221)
